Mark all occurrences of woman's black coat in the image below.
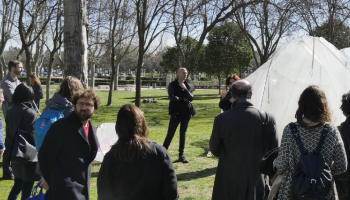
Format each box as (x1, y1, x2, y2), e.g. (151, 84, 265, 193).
(97, 142, 179, 200)
(219, 88, 232, 112)
(6, 102, 41, 182)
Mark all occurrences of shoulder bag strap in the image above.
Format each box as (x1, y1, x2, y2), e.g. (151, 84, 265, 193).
(314, 124, 329, 154)
(290, 123, 308, 154)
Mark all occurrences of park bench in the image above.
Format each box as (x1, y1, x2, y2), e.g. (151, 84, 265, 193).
(125, 84, 136, 91)
(98, 85, 110, 90)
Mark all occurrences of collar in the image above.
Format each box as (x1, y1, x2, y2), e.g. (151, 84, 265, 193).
(232, 98, 253, 108)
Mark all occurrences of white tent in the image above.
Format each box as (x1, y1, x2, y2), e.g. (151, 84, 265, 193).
(95, 123, 118, 162)
(340, 47, 350, 62)
(246, 36, 350, 140)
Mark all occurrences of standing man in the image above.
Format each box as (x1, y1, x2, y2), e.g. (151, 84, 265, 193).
(1, 60, 23, 180)
(163, 68, 196, 163)
(39, 90, 100, 200)
(210, 80, 278, 200)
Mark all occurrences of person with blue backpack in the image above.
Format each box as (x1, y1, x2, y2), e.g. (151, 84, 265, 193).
(276, 85, 347, 200)
(34, 76, 84, 190)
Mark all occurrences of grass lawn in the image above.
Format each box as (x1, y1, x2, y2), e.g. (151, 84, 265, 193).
(0, 89, 221, 200)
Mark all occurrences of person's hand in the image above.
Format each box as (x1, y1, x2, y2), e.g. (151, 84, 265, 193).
(179, 83, 187, 89)
(0, 150, 3, 160)
(184, 98, 190, 102)
(221, 90, 227, 98)
(40, 178, 49, 190)
(229, 97, 234, 103)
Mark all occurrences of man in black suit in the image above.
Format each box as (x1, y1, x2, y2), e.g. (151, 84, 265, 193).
(163, 68, 196, 163)
(39, 90, 101, 200)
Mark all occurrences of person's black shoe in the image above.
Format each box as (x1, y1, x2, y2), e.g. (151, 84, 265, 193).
(178, 155, 189, 163)
(2, 172, 14, 180)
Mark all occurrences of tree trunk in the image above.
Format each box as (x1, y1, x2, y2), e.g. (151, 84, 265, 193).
(64, 0, 89, 88)
(114, 63, 119, 91)
(135, 48, 144, 107)
(90, 63, 95, 89)
(46, 53, 55, 100)
(107, 63, 116, 106)
(218, 76, 221, 95)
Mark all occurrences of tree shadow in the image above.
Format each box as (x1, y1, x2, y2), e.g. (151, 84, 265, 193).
(176, 167, 217, 181)
(191, 139, 210, 157)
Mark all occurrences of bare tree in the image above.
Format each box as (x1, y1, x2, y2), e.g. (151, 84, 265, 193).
(43, 0, 63, 99)
(297, 0, 350, 48)
(134, 0, 171, 107)
(107, 0, 137, 105)
(64, 0, 88, 88)
(234, 0, 297, 66)
(171, 0, 261, 71)
(0, 0, 17, 79)
(17, 0, 57, 83)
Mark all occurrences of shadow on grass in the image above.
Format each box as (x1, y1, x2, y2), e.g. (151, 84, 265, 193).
(191, 139, 211, 157)
(177, 167, 217, 181)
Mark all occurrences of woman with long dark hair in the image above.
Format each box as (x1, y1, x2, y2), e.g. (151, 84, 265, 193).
(97, 104, 179, 200)
(7, 83, 40, 200)
(219, 74, 240, 112)
(276, 85, 347, 199)
(29, 73, 43, 110)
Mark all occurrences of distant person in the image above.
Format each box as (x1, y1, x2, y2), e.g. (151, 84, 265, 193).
(6, 83, 40, 200)
(98, 104, 179, 200)
(276, 85, 346, 199)
(0, 89, 5, 162)
(1, 60, 23, 180)
(39, 90, 100, 200)
(42, 76, 84, 116)
(219, 74, 240, 112)
(210, 80, 278, 200)
(163, 68, 196, 163)
(29, 73, 43, 110)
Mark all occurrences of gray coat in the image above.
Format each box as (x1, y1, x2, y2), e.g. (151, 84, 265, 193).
(210, 98, 278, 200)
(5, 102, 41, 182)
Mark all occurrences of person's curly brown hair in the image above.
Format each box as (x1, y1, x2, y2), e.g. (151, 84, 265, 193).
(71, 89, 101, 110)
(295, 85, 332, 128)
(225, 74, 241, 86)
(57, 76, 84, 99)
(340, 91, 350, 116)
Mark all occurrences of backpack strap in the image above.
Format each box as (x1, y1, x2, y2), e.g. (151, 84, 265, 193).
(314, 124, 329, 154)
(290, 123, 308, 154)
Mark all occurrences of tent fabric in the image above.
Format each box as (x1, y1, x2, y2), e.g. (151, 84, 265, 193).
(95, 123, 118, 162)
(340, 47, 350, 63)
(246, 36, 350, 141)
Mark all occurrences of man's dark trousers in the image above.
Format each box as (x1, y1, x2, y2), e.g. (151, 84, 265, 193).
(3, 139, 12, 175)
(163, 112, 191, 155)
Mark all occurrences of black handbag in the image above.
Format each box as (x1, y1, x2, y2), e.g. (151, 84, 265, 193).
(10, 107, 38, 165)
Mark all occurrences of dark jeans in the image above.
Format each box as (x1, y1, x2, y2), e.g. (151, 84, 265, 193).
(163, 113, 191, 155)
(8, 178, 34, 200)
(3, 140, 12, 175)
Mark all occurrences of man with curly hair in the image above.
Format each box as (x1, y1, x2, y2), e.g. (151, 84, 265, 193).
(39, 90, 101, 200)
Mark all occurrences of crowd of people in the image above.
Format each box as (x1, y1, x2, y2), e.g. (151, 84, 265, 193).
(0, 61, 349, 200)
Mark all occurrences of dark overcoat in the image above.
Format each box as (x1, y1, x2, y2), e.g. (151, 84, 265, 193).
(219, 88, 232, 112)
(6, 102, 41, 182)
(39, 112, 99, 200)
(168, 79, 196, 116)
(210, 98, 278, 200)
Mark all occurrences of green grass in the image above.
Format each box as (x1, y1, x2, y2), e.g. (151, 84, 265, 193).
(0, 89, 221, 200)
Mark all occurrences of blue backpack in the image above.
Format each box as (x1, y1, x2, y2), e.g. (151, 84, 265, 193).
(34, 106, 65, 151)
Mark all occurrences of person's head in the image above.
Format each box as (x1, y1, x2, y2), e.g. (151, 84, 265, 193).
(295, 85, 331, 127)
(12, 83, 34, 103)
(112, 104, 151, 163)
(231, 80, 252, 99)
(57, 76, 84, 99)
(72, 89, 100, 122)
(177, 68, 188, 81)
(340, 91, 350, 117)
(226, 74, 241, 88)
(29, 73, 41, 85)
(8, 60, 23, 76)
